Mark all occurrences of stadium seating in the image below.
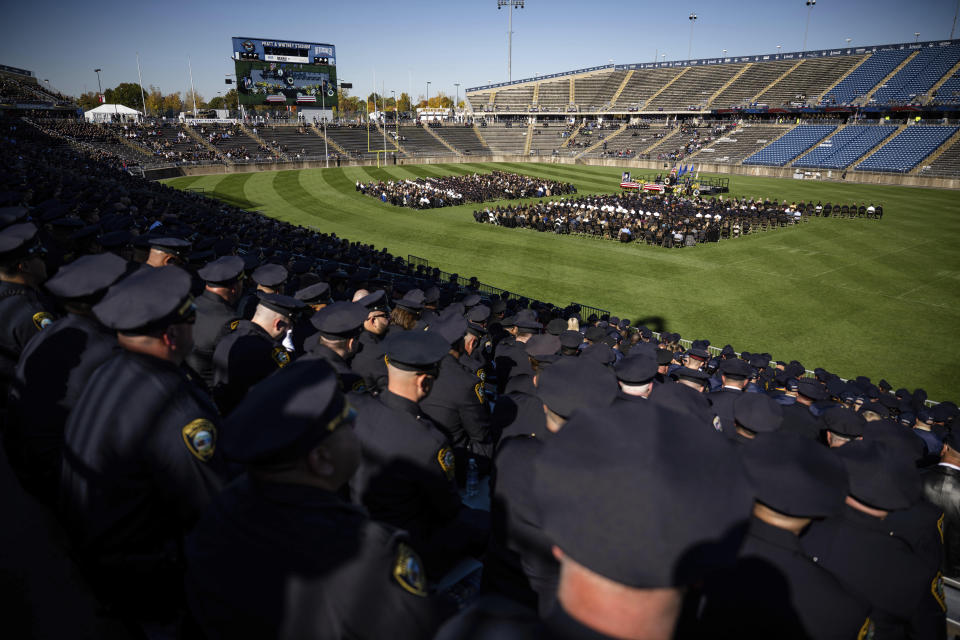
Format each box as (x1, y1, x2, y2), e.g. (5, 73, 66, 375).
(689, 124, 793, 165)
(490, 84, 535, 111)
(822, 49, 912, 105)
(325, 126, 383, 158)
(432, 125, 489, 155)
(793, 124, 898, 169)
(536, 79, 570, 111)
(918, 137, 960, 177)
(932, 70, 960, 104)
(575, 71, 627, 111)
(475, 123, 528, 154)
(743, 125, 836, 166)
(612, 68, 684, 110)
(757, 57, 866, 107)
(646, 65, 745, 111)
(708, 61, 798, 108)
(391, 126, 456, 156)
(855, 125, 960, 172)
(871, 44, 960, 105)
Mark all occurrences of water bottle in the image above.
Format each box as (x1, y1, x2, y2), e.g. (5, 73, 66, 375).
(466, 458, 479, 498)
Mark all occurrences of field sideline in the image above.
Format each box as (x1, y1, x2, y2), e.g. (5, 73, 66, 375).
(163, 162, 960, 401)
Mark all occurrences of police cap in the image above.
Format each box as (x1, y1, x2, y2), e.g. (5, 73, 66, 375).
(357, 289, 389, 313)
(295, 281, 332, 305)
(423, 286, 440, 305)
(535, 402, 753, 588)
(858, 402, 889, 419)
(656, 348, 674, 366)
(741, 431, 848, 518)
(546, 318, 567, 336)
(395, 289, 424, 313)
(0, 222, 40, 265)
(252, 263, 288, 288)
(835, 440, 921, 511)
(584, 326, 606, 342)
(98, 230, 133, 250)
(197, 255, 244, 285)
(149, 237, 191, 257)
(537, 358, 617, 418)
(384, 330, 449, 373)
(93, 265, 195, 333)
(720, 358, 753, 379)
(671, 367, 710, 386)
(524, 334, 561, 362)
(615, 352, 657, 384)
(256, 292, 307, 318)
(222, 359, 353, 465)
(0, 206, 28, 229)
(687, 347, 710, 361)
(429, 313, 468, 345)
(734, 393, 783, 433)
(581, 343, 616, 366)
(310, 301, 367, 339)
(462, 293, 481, 308)
(45, 253, 129, 300)
(559, 330, 582, 350)
(466, 304, 490, 323)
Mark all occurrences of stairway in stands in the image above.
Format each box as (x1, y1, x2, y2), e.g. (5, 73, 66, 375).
(849, 124, 906, 168)
(788, 124, 848, 167)
(606, 70, 634, 110)
(641, 68, 689, 110)
(309, 123, 348, 156)
(911, 126, 960, 174)
(472, 123, 492, 153)
(574, 123, 627, 159)
(184, 123, 232, 164)
(924, 59, 960, 104)
(239, 123, 286, 161)
(751, 61, 803, 103)
(424, 125, 462, 157)
(704, 64, 752, 108)
(817, 55, 871, 103)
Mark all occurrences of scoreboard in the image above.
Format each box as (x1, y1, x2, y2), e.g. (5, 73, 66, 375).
(231, 37, 337, 107)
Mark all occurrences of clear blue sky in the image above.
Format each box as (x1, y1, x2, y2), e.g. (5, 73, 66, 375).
(1, 0, 957, 104)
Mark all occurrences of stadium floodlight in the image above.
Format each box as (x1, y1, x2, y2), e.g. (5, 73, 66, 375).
(688, 13, 697, 60)
(803, 0, 816, 52)
(777, 45, 782, 56)
(497, 0, 525, 82)
(914, 32, 920, 43)
(94, 69, 103, 97)
(426, 81, 431, 108)
(454, 82, 460, 111)
(722, 49, 727, 59)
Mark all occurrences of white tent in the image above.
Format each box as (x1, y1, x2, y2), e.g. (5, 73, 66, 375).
(84, 104, 142, 124)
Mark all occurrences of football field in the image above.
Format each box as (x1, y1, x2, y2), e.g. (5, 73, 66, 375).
(163, 162, 960, 401)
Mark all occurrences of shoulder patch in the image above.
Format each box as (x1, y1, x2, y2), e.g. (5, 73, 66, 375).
(182, 418, 217, 462)
(229, 319, 240, 331)
(32, 312, 54, 331)
(476, 367, 486, 382)
(392, 542, 427, 597)
(474, 382, 485, 404)
(437, 446, 456, 480)
(712, 415, 723, 432)
(937, 513, 945, 544)
(932, 571, 947, 613)
(272, 347, 291, 368)
(857, 617, 874, 640)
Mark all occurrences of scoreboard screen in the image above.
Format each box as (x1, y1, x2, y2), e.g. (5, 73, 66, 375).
(231, 37, 337, 107)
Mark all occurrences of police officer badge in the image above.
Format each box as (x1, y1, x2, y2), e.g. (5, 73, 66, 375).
(392, 543, 427, 597)
(182, 418, 217, 462)
(437, 447, 456, 480)
(272, 347, 291, 368)
(32, 311, 54, 331)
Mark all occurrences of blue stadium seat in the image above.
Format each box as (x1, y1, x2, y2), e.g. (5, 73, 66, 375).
(872, 44, 960, 105)
(855, 125, 959, 173)
(743, 125, 836, 166)
(823, 50, 911, 105)
(793, 125, 898, 169)
(933, 71, 960, 105)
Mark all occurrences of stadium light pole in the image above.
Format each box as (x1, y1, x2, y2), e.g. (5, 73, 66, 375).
(914, 32, 920, 43)
(454, 82, 460, 114)
(426, 81, 431, 110)
(776, 45, 782, 57)
(722, 49, 727, 60)
(94, 68, 103, 101)
(688, 13, 697, 60)
(802, 0, 816, 52)
(497, 0, 525, 82)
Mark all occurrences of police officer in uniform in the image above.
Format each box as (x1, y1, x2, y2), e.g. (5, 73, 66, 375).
(728, 392, 784, 444)
(238, 262, 288, 318)
(0, 223, 55, 407)
(780, 380, 827, 441)
(212, 291, 305, 415)
(145, 237, 191, 268)
(290, 280, 332, 356)
(6, 252, 128, 504)
(351, 290, 392, 392)
(187, 255, 244, 387)
(301, 300, 368, 393)
(613, 349, 658, 403)
(59, 265, 225, 629)
(692, 432, 872, 638)
(707, 357, 752, 433)
(349, 330, 488, 577)
(185, 358, 447, 640)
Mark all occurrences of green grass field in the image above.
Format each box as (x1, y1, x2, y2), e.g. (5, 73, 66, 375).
(163, 162, 960, 401)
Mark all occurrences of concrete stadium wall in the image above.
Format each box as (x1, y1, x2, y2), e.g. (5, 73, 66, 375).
(145, 155, 960, 190)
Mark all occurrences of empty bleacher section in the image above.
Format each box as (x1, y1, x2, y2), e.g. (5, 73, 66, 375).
(645, 64, 745, 111)
(709, 61, 795, 108)
(490, 84, 534, 111)
(691, 125, 793, 164)
(467, 91, 492, 112)
(871, 44, 960, 105)
(822, 49, 912, 105)
(918, 134, 960, 177)
(392, 126, 456, 156)
(575, 71, 626, 110)
(743, 125, 836, 166)
(433, 126, 488, 155)
(325, 126, 383, 159)
(855, 125, 960, 172)
(477, 123, 528, 154)
(536, 79, 570, 111)
(757, 57, 866, 107)
(793, 124, 898, 169)
(612, 68, 684, 110)
(932, 69, 960, 104)
(527, 122, 568, 155)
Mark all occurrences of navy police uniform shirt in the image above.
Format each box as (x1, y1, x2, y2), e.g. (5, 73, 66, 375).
(692, 516, 871, 639)
(212, 319, 290, 415)
(420, 354, 491, 451)
(300, 342, 366, 394)
(6, 313, 118, 504)
(187, 289, 240, 387)
(707, 387, 742, 434)
(352, 330, 388, 393)
(349, 390, 461, 541)
(780, 402, 823, 441)
(492, 374, 548, 443)
(59, 350, 224, 616)
(0, 281, 55, 402)
(185, 476, 444, 640)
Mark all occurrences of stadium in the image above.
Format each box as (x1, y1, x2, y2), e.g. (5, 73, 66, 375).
(2, 2, 960, 638)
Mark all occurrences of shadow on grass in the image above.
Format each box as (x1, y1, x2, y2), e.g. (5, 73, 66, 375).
(206, 190, 262, 211)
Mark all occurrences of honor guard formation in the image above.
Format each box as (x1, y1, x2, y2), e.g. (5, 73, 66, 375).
(2, 118, 959, 640)
(358, 171, 576, 209)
